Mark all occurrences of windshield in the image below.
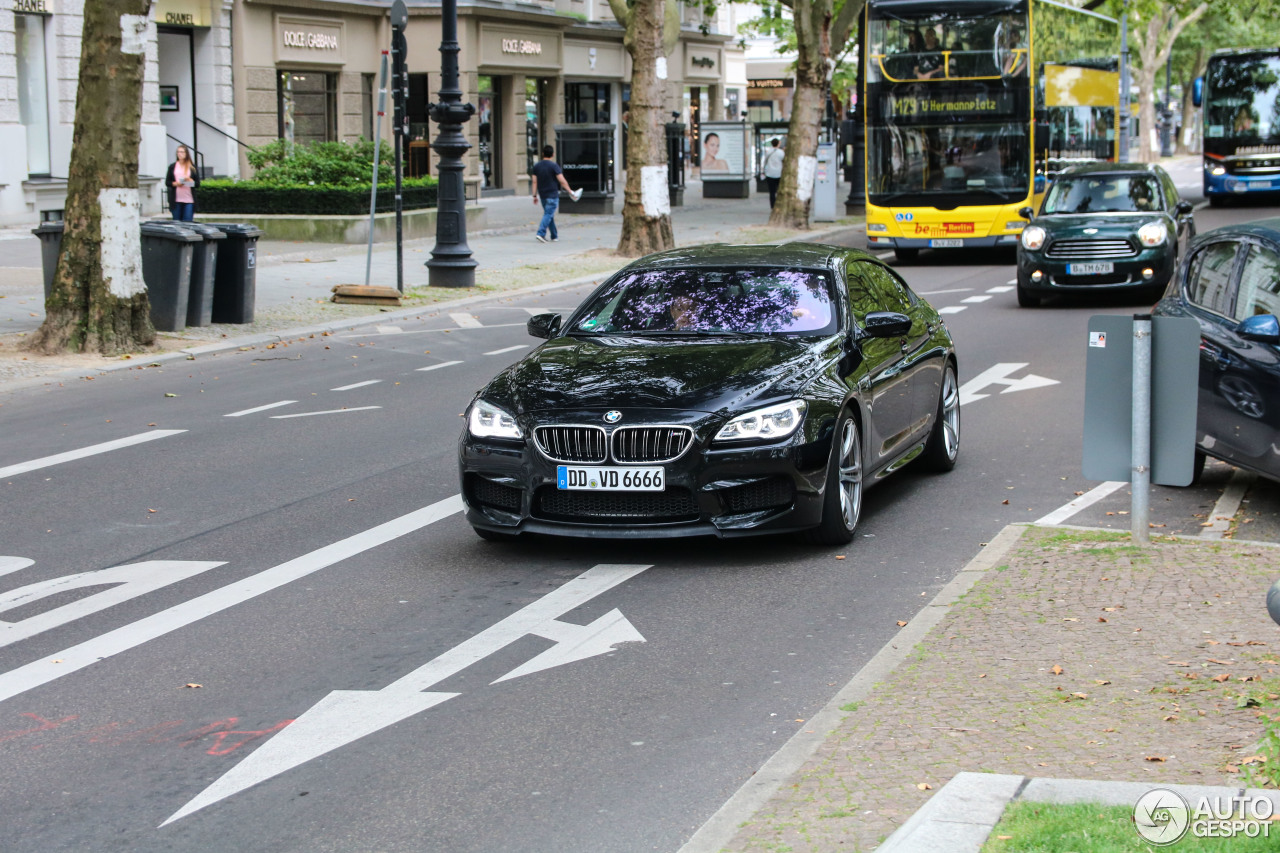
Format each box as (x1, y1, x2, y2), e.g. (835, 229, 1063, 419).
(868, 4, 1029, 81)
(572, 267, 837, 336)
(1042, 175, 1161, 214)
(1206, 55, 1280, 143)
(868, 122, 1030, 203)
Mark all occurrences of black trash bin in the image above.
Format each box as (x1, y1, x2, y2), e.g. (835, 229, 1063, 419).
(166, 221, 225, 327)
(204, 223, 262, 324)
(140, 221, 201, 332)
(32, 221, 64, 299)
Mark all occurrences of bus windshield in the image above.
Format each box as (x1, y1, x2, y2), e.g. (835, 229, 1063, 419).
(1205, 55, 1280, 143)
(868, 4, 1028, 82)
(869, 122, 1031, 203)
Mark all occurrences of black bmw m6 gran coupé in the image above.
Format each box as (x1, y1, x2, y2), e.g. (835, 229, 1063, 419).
(459, 243, 960, 544)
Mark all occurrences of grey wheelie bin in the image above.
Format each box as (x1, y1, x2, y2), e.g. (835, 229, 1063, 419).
(204, 223, 262, 324)
(140, 221, 201, 332)
(32, 221, 64, 299)
(168, 221, 225, 327)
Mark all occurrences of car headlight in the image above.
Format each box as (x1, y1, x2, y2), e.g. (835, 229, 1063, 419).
(468, 399, 523, 439)
(1020, 225, 1046, 250)
(715, 400, 807, 442)
(867, 222, 888, 232)
(1137, 222, 1168, 247)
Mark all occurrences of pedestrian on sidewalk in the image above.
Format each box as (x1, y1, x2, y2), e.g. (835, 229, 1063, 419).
(762, 137, 784, 209)
(531, 145, 581, 243)
(167, 145, 200, 222)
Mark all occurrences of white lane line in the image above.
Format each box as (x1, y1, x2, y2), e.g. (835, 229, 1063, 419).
(338, 322, 525, 339)
(1035, 481, 1127, 525)
(918, 288, 974, 296)
(523, 308, 547, 315)
(961, 295, 993, 303)
(450, 313, 483, 329)
(1200, 468, 1256, 539)
(937, 306, 967, 315)
(330, 380, 382, 391)
(416, 360, 463, 372)
(987, 286, 1014, 293)
(0, 495, 466, 705)
(0, 430, 186, 479)
(270, 407, 382, 419)
(225, 401, 296, 418)
(485, 345, 527, 356)
(1006, 278, 1017, 285)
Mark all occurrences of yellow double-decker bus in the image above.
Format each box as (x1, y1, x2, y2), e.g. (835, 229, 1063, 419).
(864, 0, 1120, 261)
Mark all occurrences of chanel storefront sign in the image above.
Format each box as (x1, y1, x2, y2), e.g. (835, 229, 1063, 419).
(276, 15, 344, 63)
(154, 0, 208, 27)
(13, 0, 52, 13)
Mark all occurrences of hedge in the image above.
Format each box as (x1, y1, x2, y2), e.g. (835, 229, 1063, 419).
(197, 180, 438, 216)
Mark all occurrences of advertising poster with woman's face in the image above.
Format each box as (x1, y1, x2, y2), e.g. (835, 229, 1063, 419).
(700, 123, 746, 179)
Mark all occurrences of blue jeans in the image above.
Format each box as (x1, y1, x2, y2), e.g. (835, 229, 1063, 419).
(172, 202, 194, 222)
(537, 196, 559, 240)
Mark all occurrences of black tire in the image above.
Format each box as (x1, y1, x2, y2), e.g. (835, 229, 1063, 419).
(473, 526, 518, 542)
(800, 412, 863, 546)
(1016, 271, 1041, 307)
(921, 362, 960, 472)
(894, 248, 919, 263)
(1208, 195, 1226, 208)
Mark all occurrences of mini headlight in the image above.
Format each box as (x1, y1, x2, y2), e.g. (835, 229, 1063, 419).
(867, 222, 888, 232)
(715, 400, 807, 442)
(1137, 222, 1168, 247)
(468, 399, 523, 439)
(1020, 225, 1046, 250)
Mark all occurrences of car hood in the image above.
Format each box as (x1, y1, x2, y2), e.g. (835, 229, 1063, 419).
(482, 334, 833, 415)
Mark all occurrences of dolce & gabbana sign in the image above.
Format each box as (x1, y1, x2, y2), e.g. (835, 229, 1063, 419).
(479, 25, 560, 71)
(13, 0, 52, 13)
(502, 38, 542, 56)
(275, 15, 345, 63)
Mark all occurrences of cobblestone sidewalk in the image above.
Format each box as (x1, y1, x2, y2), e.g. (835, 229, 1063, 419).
(726, 525, 1280, 852)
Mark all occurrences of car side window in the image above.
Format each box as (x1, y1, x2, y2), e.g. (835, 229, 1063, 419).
(1184, 242, 1240, 316)
(1234, 244, 1280, 321)
(854, 262, 913, 314)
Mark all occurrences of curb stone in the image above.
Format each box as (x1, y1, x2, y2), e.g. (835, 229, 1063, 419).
(678, 523, 1032, 853)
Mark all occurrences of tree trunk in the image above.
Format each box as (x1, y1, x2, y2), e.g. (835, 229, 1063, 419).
(612, 0, 675, 257)
(769, 4, 832, 230)
(25, 0, 154, 355)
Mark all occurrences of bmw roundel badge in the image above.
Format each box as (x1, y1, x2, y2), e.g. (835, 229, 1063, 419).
(604, 410, 622, 424)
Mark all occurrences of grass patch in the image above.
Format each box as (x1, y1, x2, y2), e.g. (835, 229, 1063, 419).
(1033, 529, 1132, 546)
(840, 701, 863, 713)
(983, 800, 1277, 851)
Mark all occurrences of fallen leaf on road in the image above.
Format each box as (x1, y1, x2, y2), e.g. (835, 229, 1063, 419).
(1248, 641, 1268, 646)
(1207, 659, 1234, 665)
(1206, 640, 1221, 645)
(147, 509, 156, 513)
(1051, 665, 1064, 675)
(1071, 693, 1089, 700)
(184, 683, 202, 689)
(835, 555, 846, 560)
(1103, 607, 1118, 612)
(1064, 617, 1079, 622)
(917, 783, 932, 790)
(1074, 491, 1084, 496)
(1098, 617, 1108, 623)
(1184, 673, 1201, 680)
(1002, 499, 1009, 505)
(164, 393, 177, 398)
(1212, 674, 1231, 683)
(1168, 661, 1190, 667)
(1222, 765, 1241, 773)
(1163, 715, 1178, 722)
(1145, 756, 1166, 762)
(896, 620, 908, 627)
(1094, 680, 1111, 685)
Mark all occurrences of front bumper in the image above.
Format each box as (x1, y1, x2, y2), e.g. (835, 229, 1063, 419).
(1017, 244, 1176, 292)
(458, 412, 834, 539)
(866, 234, 1022, 250)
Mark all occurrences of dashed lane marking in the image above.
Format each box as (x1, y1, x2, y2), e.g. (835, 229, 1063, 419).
(270, 407, 382, 419)
(449, 313, 483, 329)
(937, 306, 967, 315)
(0, 430, 187, 479)
(331, 380, 382, 391)
(987, 286, 1014, 293)
(1006, 279, 1017, 285)
(875, 251, 895, 260)
(485, 345, 527, 356)
(416, 361, 464, 372)
(961, 295, 992, 303)
(918, 288, 974, 296)
(225, 401, 296, 418)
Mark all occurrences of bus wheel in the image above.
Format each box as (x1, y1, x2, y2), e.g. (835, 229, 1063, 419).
(894, 248, 919, 263)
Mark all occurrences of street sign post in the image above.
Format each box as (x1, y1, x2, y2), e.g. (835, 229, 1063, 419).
(390, 0, 408, 293)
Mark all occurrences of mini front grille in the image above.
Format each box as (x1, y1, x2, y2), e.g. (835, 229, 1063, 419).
(1045, 238, 1137, 260)
(718, 477, 796, 514)
(465, 474, 523, 512)
(611, 426, 694, 463)
(534, 487, 700, 524)
(534, 426, 608, 463)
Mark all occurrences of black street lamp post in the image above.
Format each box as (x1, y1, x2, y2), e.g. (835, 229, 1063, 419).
(426, 0, 477, 288)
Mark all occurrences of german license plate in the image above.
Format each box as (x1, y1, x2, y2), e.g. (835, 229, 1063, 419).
(930, 239, 963, 248)
(557, 466, 665, 491)
(1067, 262, 1115, 275)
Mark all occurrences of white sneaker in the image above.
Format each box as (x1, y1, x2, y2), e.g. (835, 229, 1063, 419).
(534, 234, 548, 243)
(569, 188, 583, 202)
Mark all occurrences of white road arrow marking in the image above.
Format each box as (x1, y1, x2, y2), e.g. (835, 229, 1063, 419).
(959, 362, 1060, 406)
(163, 563, 650, 826)
(0, 557, 35, 579)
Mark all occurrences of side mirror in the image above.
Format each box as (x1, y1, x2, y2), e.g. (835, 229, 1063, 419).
(862, 311, 912, 339)
(527, 312, 562, 339)
(1192, 77, 1203, 108)
(1238, 314, 1280, 344)
(1018, 206, 1035, 220)
(1176, 200, 1194, 216)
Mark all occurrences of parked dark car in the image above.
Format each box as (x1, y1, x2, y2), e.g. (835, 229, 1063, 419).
(1017, 162, 1196, 307)
(1153, 218, 1280, 484)
(458, 243, 960, 544)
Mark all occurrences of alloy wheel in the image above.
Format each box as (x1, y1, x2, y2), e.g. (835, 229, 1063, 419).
(838, 418, 863, 530)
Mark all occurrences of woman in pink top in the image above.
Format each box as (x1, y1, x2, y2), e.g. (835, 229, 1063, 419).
(166, 145, 200, 221)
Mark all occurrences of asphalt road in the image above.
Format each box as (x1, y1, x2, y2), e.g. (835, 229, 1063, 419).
(1, 193, 1278, 853)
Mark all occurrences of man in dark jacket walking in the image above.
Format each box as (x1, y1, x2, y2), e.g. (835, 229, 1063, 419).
(531, 145, 581, 243)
